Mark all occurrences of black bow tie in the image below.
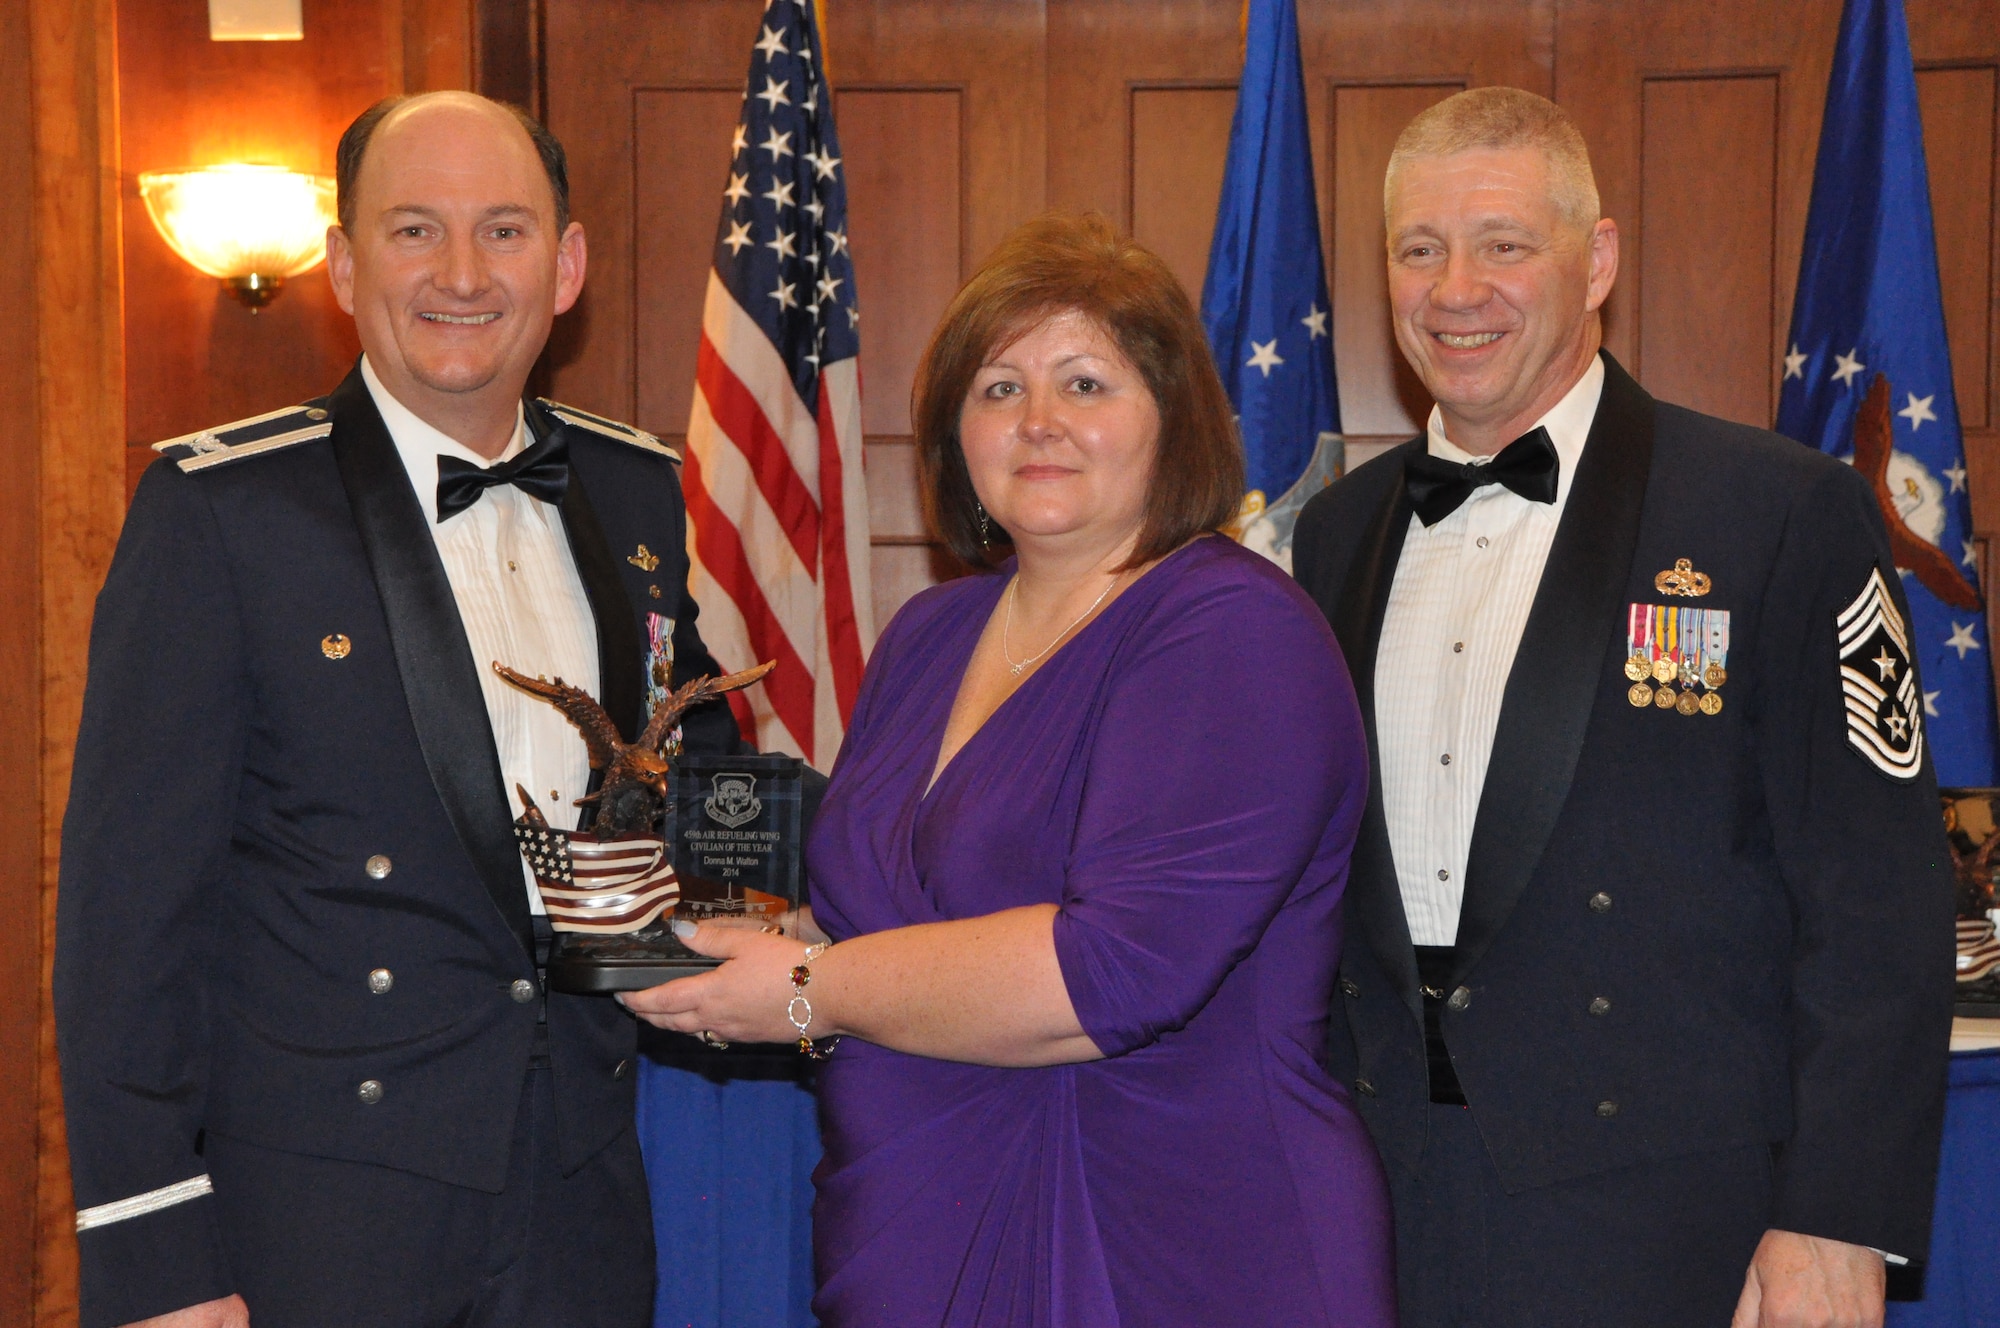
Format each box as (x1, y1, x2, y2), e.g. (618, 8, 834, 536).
(1403, 426, 1559, 527)
(435, 428, 570, 522)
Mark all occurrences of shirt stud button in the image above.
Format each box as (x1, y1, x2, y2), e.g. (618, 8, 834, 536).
(1453, 641, 1465, 653)
(1588, 996, 1611, 1016)
(357, 1079, 385, 1105)
(1436, 868, 1450, 882)
(368, 968, 393, 995)
(507, 560, 518, 571)
(1476, 536, 1490, 549)
(1440, 753, 1452, 765)
(511, 978, 537, 1003)
(364, 855, 392, 880)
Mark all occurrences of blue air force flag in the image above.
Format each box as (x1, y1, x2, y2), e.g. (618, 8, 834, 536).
(1776, 0, 1999, 786)
(1199, 0, 1342, 571)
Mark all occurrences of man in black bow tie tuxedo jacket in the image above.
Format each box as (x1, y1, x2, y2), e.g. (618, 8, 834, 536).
(1292, 87, 1954, 1328)
(56, 93, 745, 1328)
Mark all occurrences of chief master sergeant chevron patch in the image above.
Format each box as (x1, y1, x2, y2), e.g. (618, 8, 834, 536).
(1837, 567, 1924, 781)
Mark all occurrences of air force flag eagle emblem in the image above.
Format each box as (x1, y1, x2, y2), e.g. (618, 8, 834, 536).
(1837, 567, 1924, 781)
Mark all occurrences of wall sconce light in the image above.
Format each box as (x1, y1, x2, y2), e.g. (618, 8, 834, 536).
(209, 0, 302, 41)
(138, 165, 337, 310)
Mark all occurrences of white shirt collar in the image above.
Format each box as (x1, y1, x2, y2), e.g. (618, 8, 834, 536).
(1424, 353, 1606, 511)
(359, 355, 528, 528)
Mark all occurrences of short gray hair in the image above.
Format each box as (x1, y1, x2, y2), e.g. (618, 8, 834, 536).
(1384, 87, 1600, 234)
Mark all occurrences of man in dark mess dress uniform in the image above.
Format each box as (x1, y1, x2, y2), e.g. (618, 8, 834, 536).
(56, 93, 740, 1327)
(1292, 88, 1956, 1328)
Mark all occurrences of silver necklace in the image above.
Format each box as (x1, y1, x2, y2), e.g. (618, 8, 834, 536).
(1002, 573, 1119, 677)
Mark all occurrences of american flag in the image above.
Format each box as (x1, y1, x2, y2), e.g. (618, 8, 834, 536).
(682, 0, 873, 764)
(515, 818, 682, 934)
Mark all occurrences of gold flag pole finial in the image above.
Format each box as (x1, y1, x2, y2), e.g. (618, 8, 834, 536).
(814, 0, 832, 80)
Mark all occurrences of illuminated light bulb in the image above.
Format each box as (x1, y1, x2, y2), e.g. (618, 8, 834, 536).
(137, 165, 337, 309)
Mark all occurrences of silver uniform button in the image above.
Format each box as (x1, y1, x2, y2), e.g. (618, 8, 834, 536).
(357, 1079, 384, 1105)
(1588, 996, 1611, 1016)
(510, 978, 537, 1003)
(368, 968, 393, 995)
(1596, 1099, 1619, 1118)
(364, 855, 392, 880)
(1447, 986, 1472, 1011)
(613, 1058, 632, 1080)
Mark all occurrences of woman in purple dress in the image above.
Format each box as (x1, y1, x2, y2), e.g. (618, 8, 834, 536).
(627, 213, 1394, 1327)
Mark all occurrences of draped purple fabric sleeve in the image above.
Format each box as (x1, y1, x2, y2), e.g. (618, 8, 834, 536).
(1052, 568, 1361, 1058)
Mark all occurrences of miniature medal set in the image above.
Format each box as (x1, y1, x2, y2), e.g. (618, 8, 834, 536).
(1624, 559, 1728, 716)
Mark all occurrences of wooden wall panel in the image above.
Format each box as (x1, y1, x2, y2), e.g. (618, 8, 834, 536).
(30, 0, 125, 1316)
(632, 88, 741, 441)
(1129, 86, 1236, 303)
(115, 0, 395, 449)
(1331, 83, 1462, 439)
(1918, 63, 1996, 430)
(0, 0, 41, 1311)
(840, 88, 964, 437)
(544, 0, 766, 422)
(1638, 75, 1779, 428)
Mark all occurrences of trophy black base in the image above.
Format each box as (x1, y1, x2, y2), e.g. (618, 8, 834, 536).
(1956, 975, 2000, 1020)
(544, 928, 718, 995)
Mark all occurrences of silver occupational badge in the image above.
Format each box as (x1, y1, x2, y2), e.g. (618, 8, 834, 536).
(1837, 567, 1923, 781)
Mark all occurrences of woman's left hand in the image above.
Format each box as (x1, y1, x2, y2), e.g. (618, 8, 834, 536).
(618, 920, 811, 1045)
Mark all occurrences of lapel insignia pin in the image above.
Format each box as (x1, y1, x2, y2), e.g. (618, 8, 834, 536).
(321, 633, 352, 660)
(1625, 604, 1729, 715)
(1654, 558, 1712, 597)
(628, 544, 660, 573)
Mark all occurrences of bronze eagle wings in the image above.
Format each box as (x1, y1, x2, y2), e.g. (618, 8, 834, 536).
(491, 659, 776, 834)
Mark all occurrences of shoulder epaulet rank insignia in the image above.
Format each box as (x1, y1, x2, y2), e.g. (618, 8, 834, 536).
(537, 399, 681, 463)
(152, 402, 334, 474)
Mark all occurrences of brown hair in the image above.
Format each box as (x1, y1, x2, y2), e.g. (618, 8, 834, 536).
(913, 211, 1244, 571)
(335, 93, 572, 233)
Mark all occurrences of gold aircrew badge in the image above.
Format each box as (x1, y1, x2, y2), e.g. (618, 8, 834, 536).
(628, 544, 660, 572)
(1654, 558, 1712, 598)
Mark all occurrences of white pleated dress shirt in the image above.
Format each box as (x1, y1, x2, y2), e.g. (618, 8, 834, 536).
(362, 357, 600, 913)
(1376, 356, 1605, 946)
